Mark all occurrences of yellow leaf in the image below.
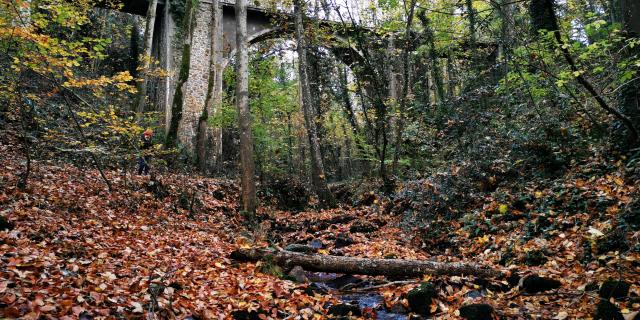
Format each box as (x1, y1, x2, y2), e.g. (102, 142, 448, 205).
(499, 204, 508, 214)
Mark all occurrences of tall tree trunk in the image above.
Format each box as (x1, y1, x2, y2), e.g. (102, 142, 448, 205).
(418, 11, 445, 104)
(338, 66, 359, 133)
(129, 19, 140, 79)
(465, 0, 476, 47)
(618, 0, 640, 145)
(446, 54, 455, 98)
(530, 0, 639, 145)
(294, 0, 336, 208)
(392, 0, 417, 174)
(196, 0, 221, 173)
(135, 0, 158, 116)
(235, 0, 258, 213)
(165, 0, 196, 148)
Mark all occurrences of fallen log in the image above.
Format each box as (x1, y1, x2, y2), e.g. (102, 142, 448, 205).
(230, 248, 502, 278)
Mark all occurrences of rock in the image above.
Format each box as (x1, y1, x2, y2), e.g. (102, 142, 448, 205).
(585, 282, 599, 291)
(458, 304, 494, 320)
(407, 283, 437, 316)
(506, 273, 521, 288)
(349, 220, 379, 233)
(594, 300, 624, 320)
(0, 216, 14, 231)
(328, 303, 361, 317)
(211, 189, 225, 200)
(464, 290, 485, 299)
(523, 249, 548, 266)
(621, 196, 640, 230)
(308, 239, 324, 250)
(335, 233, 355, 248)
(288, 266, 308, 283)
(596, 229, 629, 254)
(285, 244, 314, 254)
(303, 282, 328, 296)
(325, 274, 362, 289)
(79, 312, 93, 320)
(520, 275, 561, 293)
(232, 310, 267, 320)
(599, 280, 630, 300)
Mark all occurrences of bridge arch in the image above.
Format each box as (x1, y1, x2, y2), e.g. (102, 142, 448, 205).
(174, 2, 371, 152)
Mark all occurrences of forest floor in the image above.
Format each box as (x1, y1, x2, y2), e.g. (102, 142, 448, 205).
(1, 134, 639, 319)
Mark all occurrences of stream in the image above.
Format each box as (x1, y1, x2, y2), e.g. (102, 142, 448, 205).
(308, 273, 409, 320)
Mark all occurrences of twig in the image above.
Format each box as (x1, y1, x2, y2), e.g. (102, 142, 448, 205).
(340, 280, 418, 292)
(59, 88, 113, 192)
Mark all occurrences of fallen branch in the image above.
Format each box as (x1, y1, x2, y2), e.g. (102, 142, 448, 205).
(230, 248, 502, 278)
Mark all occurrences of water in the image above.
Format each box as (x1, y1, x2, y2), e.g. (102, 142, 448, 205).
(338, 292, 407, 320)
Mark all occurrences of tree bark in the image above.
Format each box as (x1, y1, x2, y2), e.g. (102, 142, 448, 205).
(618, 0, 640, 146)
(294, 0, 336, 208)
(165, 0, 196, 148)
(135, 0, 158, 116)
(236, 0, 258, 213)
(230, 248, 502, 279)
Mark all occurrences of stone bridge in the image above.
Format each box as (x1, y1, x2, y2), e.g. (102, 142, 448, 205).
(113, 0, 369, 153)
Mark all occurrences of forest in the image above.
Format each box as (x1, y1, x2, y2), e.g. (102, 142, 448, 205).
(0, 0, 639, 319)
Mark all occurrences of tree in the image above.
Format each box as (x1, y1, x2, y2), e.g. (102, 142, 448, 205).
(618, 0, 640, 145)
(134, 0, 157, 117)
(392, 0, 417, 174)
(529, 0, 639, 145)
(165, 0, 197, 148)
(294, 0, 336, 208)
(236, 0, 258, 213)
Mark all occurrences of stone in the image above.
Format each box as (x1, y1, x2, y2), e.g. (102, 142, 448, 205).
(0, 216, 13, 231)
(464, 290, 485, 299)
(303, 282, 328, 296)
(328, 303, 361, 317)
(288, 266, 307, 283)
(596, 229, 629, 254)
(585, 282, 599, 291)
(594, 300, 624, 320)
(599, 280, 630, 300)
(325, 274, 362, 290)
(349, 220, 379, 233)
(407, 283, 437, 316)
(335, 233, 355, 248)
(520, 275, 561, 293)
(285, 244, 314, 253)
(523, 249, 548, 266)
(458, 304, 494, 320)
(231, 310, 267, 320)
(506, 273, 521, 287)
(308, 239, 324, 250)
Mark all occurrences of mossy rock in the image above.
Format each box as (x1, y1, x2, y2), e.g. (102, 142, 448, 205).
(523, 249, 548, 266)
(407, 283, 437, 316)
(285, 244, 314, 253)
